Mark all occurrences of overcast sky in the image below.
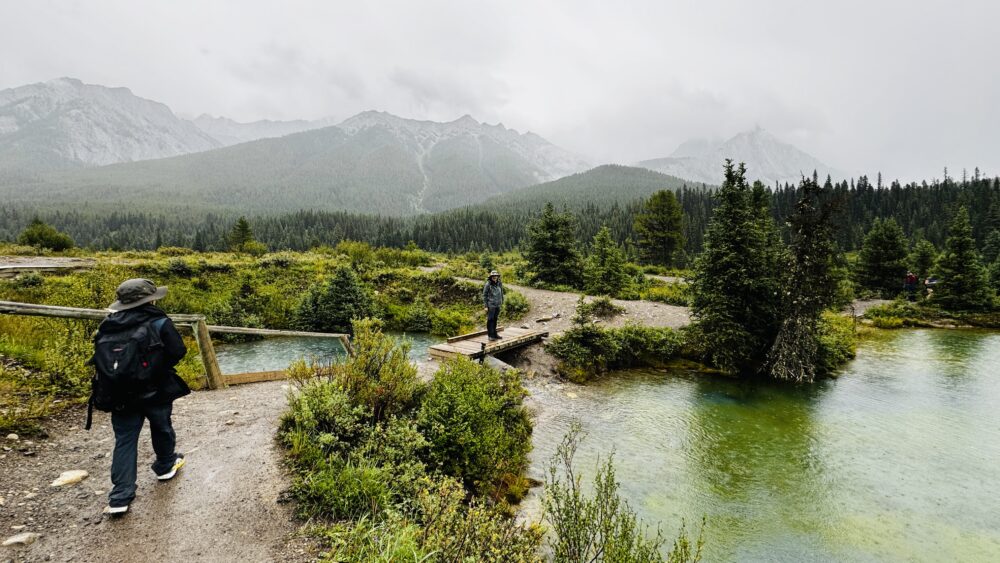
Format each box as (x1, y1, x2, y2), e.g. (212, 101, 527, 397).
(3, 0, 998, 181)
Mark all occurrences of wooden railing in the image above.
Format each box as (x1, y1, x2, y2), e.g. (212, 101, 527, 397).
(0, 300, 352, 389)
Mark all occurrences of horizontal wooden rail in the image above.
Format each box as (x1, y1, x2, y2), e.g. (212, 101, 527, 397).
(0, 300, 354, 390)
(206, 325, 347, 338)
(0, 300, 204, 323)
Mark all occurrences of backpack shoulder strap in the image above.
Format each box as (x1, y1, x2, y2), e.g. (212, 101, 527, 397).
(152, 317, 169, 332)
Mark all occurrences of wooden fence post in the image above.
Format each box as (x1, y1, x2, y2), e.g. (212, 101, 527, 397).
(193, 319, 226, 390)
(339, 335, 355, 358)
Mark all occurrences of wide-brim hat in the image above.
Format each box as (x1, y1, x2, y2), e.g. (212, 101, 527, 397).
(489, 270, 500, 277)
(108, 278, 168, 311)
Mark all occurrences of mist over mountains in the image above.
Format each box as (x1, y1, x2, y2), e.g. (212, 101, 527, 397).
(637, 127, 842, 186)
(0, 77, 845, 216)
(0, 78, 219, 174)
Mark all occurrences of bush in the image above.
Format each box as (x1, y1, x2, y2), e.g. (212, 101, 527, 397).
(642, 283, 691, 306)
(295, 265, 374, 334)
(417, 358, 532, 499)
(501, 289, 530, 320)
(11, 273, 44, 289)
(258, 252, 296, 269)
(17, 219, 74, 251)
(815, 313, 857, 375)
(547, 298, 683, 381)
(578, 296, 626, 318)
(544, 423, 704, 563)
(156, 246, 193, 256)
(166, 258, 196, 278)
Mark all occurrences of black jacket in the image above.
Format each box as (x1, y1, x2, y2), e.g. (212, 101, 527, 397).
(97, 304, 189, 405)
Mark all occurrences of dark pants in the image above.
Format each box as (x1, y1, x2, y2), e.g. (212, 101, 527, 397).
(109, 402, 177, 507)
(486, 306, 501, 338)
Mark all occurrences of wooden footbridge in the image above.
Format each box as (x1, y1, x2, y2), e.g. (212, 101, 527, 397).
(429, 326, 548, 361)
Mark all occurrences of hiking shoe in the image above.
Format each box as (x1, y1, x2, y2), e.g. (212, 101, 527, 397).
(103, 504, 129, 516)
(157, 454, 186, 481)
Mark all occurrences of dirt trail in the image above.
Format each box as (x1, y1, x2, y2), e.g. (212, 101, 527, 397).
(0, 381, 317, 563)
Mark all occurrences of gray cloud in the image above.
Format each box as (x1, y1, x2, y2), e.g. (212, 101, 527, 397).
(2, 0, 999, 181)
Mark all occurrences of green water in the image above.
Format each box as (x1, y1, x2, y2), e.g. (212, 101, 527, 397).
(525, 329, 1000, 562)
(214, 332, 437, 374)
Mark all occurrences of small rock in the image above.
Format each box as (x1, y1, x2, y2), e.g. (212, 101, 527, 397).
(566, 392, 579, 399)
(224, 420, 235, 426)
(22, 451, 35, 457)
(5, 434, 17, 441)
(50, 470, 89, 487)
(23, 493, 38, 500)
(520, 324, 530, 329)
(2, 532, 41, 546)
(93, 490, 104, 496)
(9, 526, 24, 531)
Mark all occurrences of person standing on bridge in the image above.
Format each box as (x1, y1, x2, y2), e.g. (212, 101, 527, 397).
(90, 279, 190, 516)
(483, 270, 504, 341)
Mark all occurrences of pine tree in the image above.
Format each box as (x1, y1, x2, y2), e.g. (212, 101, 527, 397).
(909, 239, 938, 280)
(855, 217, 908, 297)
(633, 190, 684, 266)
(583, 226, 631, 296)
(933, 207, 993, 311)
(525, 203, 583, 287)
(767, 175, 840, 383)
(294, 265, 374, 334)
(690, 161, 787, 375)
(229, 216, 255, 252)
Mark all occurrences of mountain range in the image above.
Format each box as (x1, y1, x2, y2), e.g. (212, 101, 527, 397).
(0, 77, 844, 216)
(636, 127, 842, 186)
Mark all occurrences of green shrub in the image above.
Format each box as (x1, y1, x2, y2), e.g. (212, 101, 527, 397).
(815, 312, 857, 375)
(11, 273, 44, 289)
(295, 265, 374, 334)
(17, 218, 74, 251)
(257, 252, 296, 268)
(241, 240, 269, 257)
(328, 319, 423, 424)
(430, 307, 470, 336)
(156, 246, 193, 256)
(501, 289, 530, 320)
(544, 423, 704, 563)
(547, 298, 682, 381)
(417, 358, 532, 500)
(642, 283, 691, 306)
(578, 295, 626, 318)
(166, 258, 196, 278)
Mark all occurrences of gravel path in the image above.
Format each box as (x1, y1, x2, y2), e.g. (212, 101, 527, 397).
(0, 381, 318, 563)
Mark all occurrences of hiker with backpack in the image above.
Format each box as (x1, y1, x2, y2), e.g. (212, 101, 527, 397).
(89, 279, 190, 515)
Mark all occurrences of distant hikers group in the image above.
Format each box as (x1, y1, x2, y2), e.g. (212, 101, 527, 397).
(88, 278, 188, 516)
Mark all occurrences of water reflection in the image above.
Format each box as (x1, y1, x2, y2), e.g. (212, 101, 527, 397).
(526, 329, 1000, 562)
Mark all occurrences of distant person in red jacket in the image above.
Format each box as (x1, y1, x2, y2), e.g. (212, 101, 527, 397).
(904, 272, 918, 302)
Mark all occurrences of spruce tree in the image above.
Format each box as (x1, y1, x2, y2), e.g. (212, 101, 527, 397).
(909, 239, 938, 280)
(583, 225, 631, 296)
(294, 265, 373, 334)
(690, 161, 787, 375)
(982, 229, 1000, 265)
(768, 175, 840, 383)
(229, 216, 255, 252)
(933, 207, 993, 310)
(634, 190, 684, 266)
(855, 217, 908, 297)
(525, 202, 583, 287)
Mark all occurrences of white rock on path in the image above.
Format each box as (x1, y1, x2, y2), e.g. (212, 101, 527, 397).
(5, 433, 17, 441)
(50, 470, 89, 487)
(2, 531, 41, 546)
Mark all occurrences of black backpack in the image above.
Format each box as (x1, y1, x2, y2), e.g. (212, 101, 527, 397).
(86, 317, 168, 429)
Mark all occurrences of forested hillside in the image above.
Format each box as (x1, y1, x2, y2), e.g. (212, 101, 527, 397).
(3, 172, 997, 257)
